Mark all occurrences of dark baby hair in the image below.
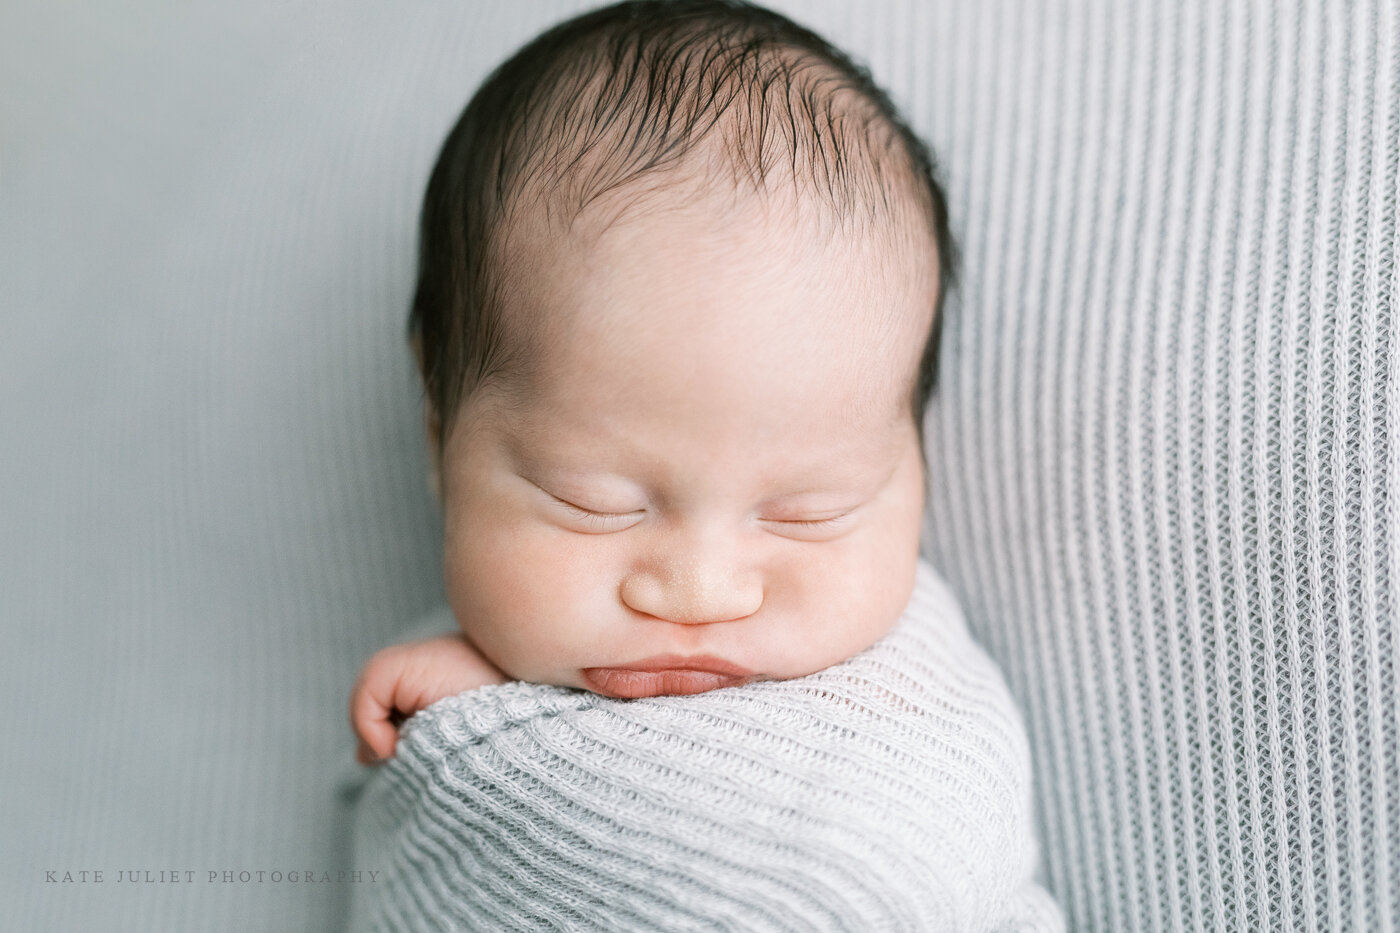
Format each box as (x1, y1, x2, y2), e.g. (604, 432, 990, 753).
(410, 0, 957, 442)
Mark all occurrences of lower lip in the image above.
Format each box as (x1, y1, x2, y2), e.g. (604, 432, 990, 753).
(580, 668, 749, 698)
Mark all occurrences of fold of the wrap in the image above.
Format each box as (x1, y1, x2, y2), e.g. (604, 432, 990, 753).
(349, 559, 1063, 932)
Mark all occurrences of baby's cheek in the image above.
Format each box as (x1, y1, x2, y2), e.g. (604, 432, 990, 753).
(786, 504, 920, 670)
(444, 521, 609, 681)
(817, 550, 905, 652)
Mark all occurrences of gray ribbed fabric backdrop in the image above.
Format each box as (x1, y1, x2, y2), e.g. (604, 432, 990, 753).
(919, 3, 1400, 931)
(2, 1, 1395, 931)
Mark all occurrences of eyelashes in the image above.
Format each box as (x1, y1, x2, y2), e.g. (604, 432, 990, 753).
(773, 515, 850, 530)
(762, 512, 854, 540)
(772, 512, 845, 526)
(549, 496, 645, 532)
(545, 492, 854, 539)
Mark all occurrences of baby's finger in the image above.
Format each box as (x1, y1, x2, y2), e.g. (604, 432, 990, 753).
(350, 678, 401, 763)
(353, 712, 400, 763)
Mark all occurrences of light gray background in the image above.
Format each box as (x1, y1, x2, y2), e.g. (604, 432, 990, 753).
(4, 1, 1396, 931)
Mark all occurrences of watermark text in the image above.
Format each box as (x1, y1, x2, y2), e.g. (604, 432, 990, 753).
(45, 869, 379, 884)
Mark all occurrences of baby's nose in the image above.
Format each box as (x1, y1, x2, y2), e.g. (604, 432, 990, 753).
(619, 554, 763, 624)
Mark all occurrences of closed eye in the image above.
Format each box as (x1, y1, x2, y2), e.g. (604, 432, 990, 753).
(548, 494, 644, 533)
(760, 510, 857, 540)
(775, 516, 848, 529)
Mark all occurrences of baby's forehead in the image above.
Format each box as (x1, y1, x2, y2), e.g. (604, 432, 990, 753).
(485, 184, 935, 428)
(506, 170, 936, 320)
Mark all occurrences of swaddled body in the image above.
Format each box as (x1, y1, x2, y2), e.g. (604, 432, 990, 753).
(348, 1, 1061, 928)
(351, 560, 1061, 932)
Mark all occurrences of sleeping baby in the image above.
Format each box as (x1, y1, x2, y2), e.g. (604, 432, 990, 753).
(348, 1, 1063, 929)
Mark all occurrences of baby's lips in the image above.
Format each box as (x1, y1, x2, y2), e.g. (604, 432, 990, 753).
(581, 667, 749, 698)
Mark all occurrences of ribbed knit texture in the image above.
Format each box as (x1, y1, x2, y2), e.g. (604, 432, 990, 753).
(915, 2, 1400, 931)
(3, 1, 1396, 931)
(349, 560, 1062, 932)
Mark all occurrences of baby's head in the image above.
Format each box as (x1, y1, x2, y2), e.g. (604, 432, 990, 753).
(412, 0, 956, 698)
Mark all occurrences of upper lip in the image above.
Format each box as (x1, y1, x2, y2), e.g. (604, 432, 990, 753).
(593, 654, 754, 677)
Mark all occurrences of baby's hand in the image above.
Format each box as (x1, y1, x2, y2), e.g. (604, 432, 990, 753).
(350, 633, 510, 765)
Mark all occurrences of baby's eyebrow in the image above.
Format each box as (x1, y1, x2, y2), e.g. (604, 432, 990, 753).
(761, 452, 903, 501)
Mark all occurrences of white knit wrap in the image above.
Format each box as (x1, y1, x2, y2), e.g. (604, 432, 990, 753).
(349, 559, 1063, 932)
